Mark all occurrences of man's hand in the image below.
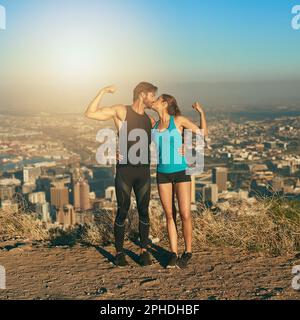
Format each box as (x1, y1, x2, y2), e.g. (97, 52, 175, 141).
(101, 85, 116, 94)
(192, 102, 203, 113)
(116, 150, 124, 162)
(178, 144, 186, 156)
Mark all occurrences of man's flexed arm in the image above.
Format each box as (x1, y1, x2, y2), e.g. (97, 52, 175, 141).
(84, 85, 125, 121)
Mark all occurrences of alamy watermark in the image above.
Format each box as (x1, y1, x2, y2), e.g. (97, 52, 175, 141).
(292, 265, 300, 291)
(291, 5, 300, 30)
(95, 123, 205, 175)
(0, 4, 6, 30)
(0, 265, 5, 290)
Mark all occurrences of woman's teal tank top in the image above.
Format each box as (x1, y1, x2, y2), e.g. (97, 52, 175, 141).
(152, 116, 189, 174)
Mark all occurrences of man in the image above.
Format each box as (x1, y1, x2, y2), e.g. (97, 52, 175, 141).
(85, 82, 157, 267)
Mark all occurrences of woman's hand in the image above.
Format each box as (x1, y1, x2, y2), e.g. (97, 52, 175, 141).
(192, 102, 204, 114)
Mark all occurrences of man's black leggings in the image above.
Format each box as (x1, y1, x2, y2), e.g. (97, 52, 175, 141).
(114, 166, 151, 253)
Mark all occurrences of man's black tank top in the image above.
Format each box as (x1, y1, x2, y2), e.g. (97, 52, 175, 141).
(117, 105, 152, 168)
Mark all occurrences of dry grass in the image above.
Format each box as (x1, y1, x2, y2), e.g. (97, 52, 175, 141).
(191, 197, 300, 256)
(123, 196, 300, 256)
(1, 196, 299, 256)
(49, 209, 115, 247)
(0, 208, 49, 242)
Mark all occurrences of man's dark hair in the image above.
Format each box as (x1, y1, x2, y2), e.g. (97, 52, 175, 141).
(133, 82, 158, 102)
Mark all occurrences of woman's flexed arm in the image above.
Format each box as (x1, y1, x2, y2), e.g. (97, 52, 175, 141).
(192, 102, 208, 137)
(176, 102, 208, 138)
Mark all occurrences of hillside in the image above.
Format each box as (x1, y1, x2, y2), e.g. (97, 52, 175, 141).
(0, 197, 299, 300)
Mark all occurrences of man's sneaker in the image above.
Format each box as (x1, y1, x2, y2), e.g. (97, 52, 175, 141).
(139, 251, 152, 266)
(176, 252, 193, 269)
(115, 252, 129, 268)
(166, 252, 178, 269)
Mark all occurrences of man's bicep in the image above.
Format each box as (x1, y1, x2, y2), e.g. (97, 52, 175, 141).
(86, 107, 116, 121)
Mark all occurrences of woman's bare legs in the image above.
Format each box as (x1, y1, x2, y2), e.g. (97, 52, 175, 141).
(158, 183, 178, 254)
(175, 182, 192, 253)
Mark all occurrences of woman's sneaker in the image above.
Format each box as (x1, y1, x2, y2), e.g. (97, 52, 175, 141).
(176, 252, 193, 269)
(115, 252, 129, 268)
(166, 252, 178, 269)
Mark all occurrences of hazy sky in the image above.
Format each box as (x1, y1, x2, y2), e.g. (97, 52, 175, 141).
(0, 0, 300, 113)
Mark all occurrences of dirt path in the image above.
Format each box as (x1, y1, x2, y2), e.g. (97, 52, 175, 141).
(0, 240, 299, 300)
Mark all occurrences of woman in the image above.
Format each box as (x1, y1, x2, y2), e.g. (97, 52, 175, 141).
(151, 94, 208, 269)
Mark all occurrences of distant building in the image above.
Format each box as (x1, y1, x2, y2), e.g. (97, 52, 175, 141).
(76, 211, 94, 225)
(89, 192, 96, 200)
(56, 204, 76, 227)
(1, 200, 18, 213)
(0, 177, 21, 187)
(0, 185, 15, 201)
(202, 184, 218, 204)
(89, 166, 114, 198)
(72, 179, 91, 211)
(22, 183, 36, 195)
(0, 178, 21, 202)
(212, 167, 228, 192)
(50, 187, 69, 209)
(255, 144, 265, 152)
(280, 165, 296, 176)
(80, 180, 91, 211)
(49, 166, 67, 176)
(224, 152, 232, 160)
(36, 202, 50, 222)
(271, 177, 284, 193)
(238, 189, 249, 200)
(249, 164, 268, 173)
(249, 179, 272, 198)
(73, 180, 81, 210)
(51, 175, 71, 188)
(277, 142, 288, 150)
(105, 186, 116, 202)
(35, 177, 52, 202)
(264, 141, 277, 150)
(23, 166, 41, 184)
(29, 191, 46, 204)
(283, 185, 294, 194)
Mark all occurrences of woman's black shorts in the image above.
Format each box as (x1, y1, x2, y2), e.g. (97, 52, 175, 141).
(156, 170, 192, 185)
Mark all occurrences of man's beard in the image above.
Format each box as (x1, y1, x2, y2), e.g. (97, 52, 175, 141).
(144, 100, 153, 109)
